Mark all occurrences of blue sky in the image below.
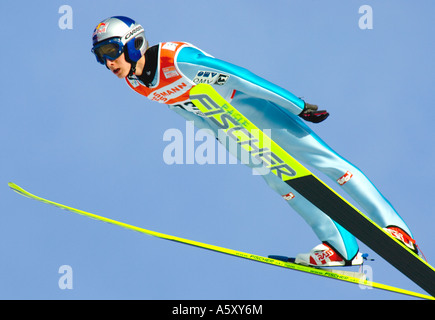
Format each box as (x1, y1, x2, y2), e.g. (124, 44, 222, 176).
(1, 1, 434, 300)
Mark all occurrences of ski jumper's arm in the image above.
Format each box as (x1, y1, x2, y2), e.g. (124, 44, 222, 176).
(176, 46, 306, 116)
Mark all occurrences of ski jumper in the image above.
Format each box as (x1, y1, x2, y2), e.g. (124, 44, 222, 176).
(126, 41, 412, 261)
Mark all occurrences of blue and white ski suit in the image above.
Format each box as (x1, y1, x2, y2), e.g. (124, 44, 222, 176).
(126, 41, 412, 261)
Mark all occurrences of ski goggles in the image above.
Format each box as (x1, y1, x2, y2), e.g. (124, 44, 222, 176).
(92, 38, 124, 65)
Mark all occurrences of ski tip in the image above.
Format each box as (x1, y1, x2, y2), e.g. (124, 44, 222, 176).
(8, 182, 29, 197)
(8, 182, 19, 190)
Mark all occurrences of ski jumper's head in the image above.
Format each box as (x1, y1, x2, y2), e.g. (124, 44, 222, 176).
(91, 16, 148, 78)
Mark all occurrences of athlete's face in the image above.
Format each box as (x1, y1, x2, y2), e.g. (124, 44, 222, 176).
(106, 53, 131, 78)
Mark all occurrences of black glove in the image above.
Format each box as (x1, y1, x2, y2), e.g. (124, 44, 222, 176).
(299, 102, 329, 123)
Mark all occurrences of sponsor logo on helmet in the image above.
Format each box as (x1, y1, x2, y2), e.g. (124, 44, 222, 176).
(337, 171, 353, 186)
(124, 25, 144, 41)
(93, 22, 108, 36)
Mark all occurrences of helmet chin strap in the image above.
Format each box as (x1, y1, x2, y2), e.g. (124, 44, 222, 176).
(125, 50, 138, 76)
(128, 61, 137, 76)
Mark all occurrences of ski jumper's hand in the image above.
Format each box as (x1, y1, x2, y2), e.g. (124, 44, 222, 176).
(299, 102, 329, 123)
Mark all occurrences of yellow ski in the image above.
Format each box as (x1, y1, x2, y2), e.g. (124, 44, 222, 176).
(8, 182, 434, 300)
